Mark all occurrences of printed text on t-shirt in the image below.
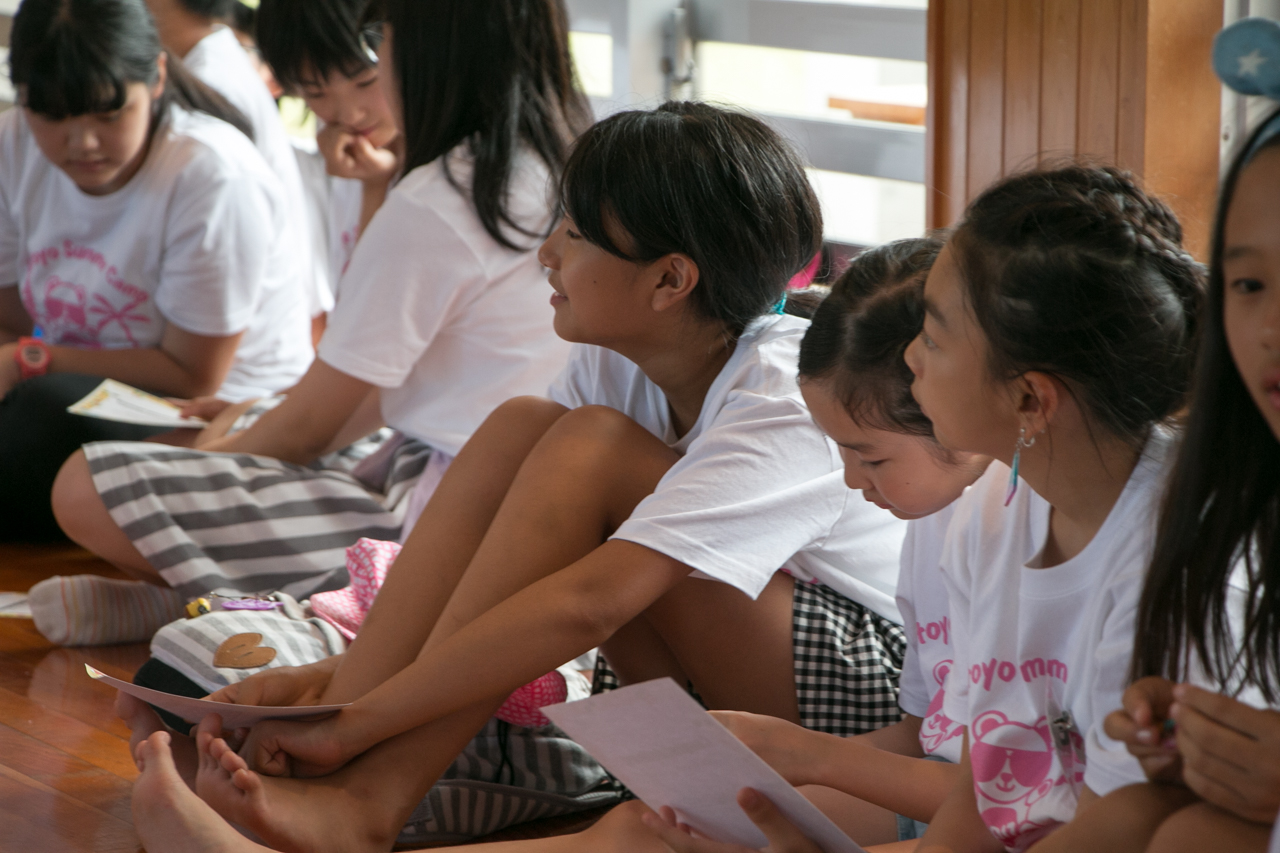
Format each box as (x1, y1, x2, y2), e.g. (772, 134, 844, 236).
(969, 657, 1068, 691)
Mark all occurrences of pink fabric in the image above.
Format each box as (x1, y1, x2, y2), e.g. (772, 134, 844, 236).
(311, 536, 573, 728)
(311, 538, 402, 640)
(787, 253, 822, 290)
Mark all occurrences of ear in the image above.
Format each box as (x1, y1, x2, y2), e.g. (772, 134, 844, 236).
(152, 52, 168, 100)
(649, 253, 700, 313)
(1013, 371, 1061, 437)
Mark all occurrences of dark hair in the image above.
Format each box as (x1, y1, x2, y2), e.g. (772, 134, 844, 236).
(174, 0, 236, 18)
(1132, 112, 1280, 703)
(11, 0, 253, 139)
(799, 238, 942, 438)
(256, 0, 372, 94)
(950, 165, 1203, 450)
(229, 1, 255, 37)
(365, 0, 592, 250)
(561, 101, 823, 336)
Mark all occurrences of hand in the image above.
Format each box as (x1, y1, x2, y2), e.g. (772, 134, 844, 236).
(1104, 676, 1183, 782)
(640, 789, 824, 853)
(710, 711, 826, 787)
(206, 658, 339, 708)
(317, 123, 399, 185)
(193, 398, 258, 448)
(0, 342, 20, 400)
(241, 714, 349, 778)
(1170, 684, 1280, 824)
(178, 395, 233, 421)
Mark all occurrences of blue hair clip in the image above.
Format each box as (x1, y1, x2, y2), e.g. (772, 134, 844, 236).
(773, 293, 788, 315)
(1215, 19, 1280, 160)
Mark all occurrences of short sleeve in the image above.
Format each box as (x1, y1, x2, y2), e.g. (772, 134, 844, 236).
(547, 345, 599, 407)
(610, 390, 844, 599)
(940, 506, 975, 726)
(155, 154, 277, 336)
(1081, 565, 1147, 796)
(318, 191, 482, 388)
(896, 524, 931, 717)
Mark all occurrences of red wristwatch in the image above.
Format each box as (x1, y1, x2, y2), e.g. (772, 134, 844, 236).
(14, 336, 50, 380)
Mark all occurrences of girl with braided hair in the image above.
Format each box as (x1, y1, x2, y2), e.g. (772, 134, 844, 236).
(891, 164, 1204, 853)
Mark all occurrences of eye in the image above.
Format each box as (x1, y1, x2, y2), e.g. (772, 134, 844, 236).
(566, 228, 582, 240)
(1230, 277, 1265, 295)
(97, 110, 124, 123)
(356, 74, 379, 89)
(861, 459, 886, 468)
(920, 330, 937, 350)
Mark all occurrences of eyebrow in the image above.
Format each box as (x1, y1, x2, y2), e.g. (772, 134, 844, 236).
(1223, 245, 1259, 261)
(923, 295, 948, 329)
(838, 442, 878, 454)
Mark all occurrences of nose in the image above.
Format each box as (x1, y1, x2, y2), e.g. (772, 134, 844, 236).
(842, 465, 872, 491)
(67, 121, 100, 154)
(538, 220, 565, 270)
(904, 334, 924, 377)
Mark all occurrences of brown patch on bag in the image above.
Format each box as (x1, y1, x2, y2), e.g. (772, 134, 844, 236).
(213, 633, 277, 669)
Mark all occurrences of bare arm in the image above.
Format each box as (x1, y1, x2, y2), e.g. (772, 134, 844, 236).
(916, 736, 1005, 853)
(0, 285, 31, 344)
(198, 358, 377, 465)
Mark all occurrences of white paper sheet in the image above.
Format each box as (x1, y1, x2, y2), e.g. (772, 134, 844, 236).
(0, 592, 30, 618)
(85, 665, 349, 729)
(67, 379, 209, 428)
(1270, 819, 1280, 853)
(544, 678, 865, 853)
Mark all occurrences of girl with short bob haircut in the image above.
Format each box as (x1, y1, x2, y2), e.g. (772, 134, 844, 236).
(902, 165, 1202, 853)
(47, 0, 586, 644)
(0, 0, 313, 543)
(256, 0, 402, 294)
(1057, 109, 1280, 853)
(123, 101, 908, 853)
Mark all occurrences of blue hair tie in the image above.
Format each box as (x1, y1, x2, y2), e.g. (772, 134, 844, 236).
(773, 293, 788, 315)
(1215, 19, 1280, 160)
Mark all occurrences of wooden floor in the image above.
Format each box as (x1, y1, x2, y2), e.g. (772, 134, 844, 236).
(0, 544, 606, 853)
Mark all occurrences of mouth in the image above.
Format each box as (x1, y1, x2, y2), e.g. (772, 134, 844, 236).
(1264, 369, 1280, 411)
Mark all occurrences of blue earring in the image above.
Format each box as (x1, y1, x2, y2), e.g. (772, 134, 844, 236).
(1005, 427, 1036, 507)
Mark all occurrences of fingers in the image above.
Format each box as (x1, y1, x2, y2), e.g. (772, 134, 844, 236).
(1173, 702, 1253, 775)
(1174, 685, 1269, 739)
(178, 396, 230, 420)
(641, 811, 749, 853)
(738, 789, 825, 853)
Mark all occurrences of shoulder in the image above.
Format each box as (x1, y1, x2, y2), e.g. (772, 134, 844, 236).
(721, 315, 811, 402)
(162, 108, 280, 199)
(0, 109, 37, 181)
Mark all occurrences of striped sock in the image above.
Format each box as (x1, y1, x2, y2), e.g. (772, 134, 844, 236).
(29, 575, 186, 646)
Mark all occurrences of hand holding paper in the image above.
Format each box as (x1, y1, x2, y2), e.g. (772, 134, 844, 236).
(68, 379, 209, 428)
(543, 678, 865, 853)
(85, 665, 349, 730)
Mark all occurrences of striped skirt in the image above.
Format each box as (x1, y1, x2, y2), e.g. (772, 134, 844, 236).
(83, 434, 432, 600)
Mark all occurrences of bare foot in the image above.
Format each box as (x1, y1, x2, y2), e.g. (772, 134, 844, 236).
(132, 730, 272, 853)
(194, 718, 398, 853)
(117, 691, 198, 788)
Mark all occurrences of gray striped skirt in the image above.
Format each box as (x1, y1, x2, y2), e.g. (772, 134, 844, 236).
(83, 434, 432, 601)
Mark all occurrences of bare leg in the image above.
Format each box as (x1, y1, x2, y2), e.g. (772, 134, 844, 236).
(51, 449, 161, 582)
(800, 785, 900, 847)
(191, 405, 681, 853)
(1025, 782, 1199, 853)
(136, 730, 657, 853)
(1145, 800, 1271, 853)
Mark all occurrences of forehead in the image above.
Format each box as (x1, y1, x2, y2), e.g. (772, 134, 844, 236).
(800, 379, 896, 449)
(922, 243, 966, 318)
(1227, 147, 1280, 246)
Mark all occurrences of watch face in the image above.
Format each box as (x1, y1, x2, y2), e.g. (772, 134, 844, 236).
(19, 343, 48, 368)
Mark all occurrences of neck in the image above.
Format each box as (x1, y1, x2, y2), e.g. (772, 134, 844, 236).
(1016, 419, 1144, 568)
(150, 1, 219, 58)
(619, 318, 739, 438)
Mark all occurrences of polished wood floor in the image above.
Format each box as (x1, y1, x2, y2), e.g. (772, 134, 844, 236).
(0, 544, 606, 852)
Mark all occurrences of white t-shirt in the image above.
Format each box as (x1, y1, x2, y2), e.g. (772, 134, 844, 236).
(897, 501, 965, 763)
(293, 139, 362, 304)
(0, 106, 313, 401)
(318, 147, 571, 456)
(940, 432, 1174, 852)
(548, 314, 907, 619)
(184, 27, 327, 318)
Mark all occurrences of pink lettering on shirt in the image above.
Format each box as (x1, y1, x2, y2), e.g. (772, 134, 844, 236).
(969, 658, 1068, 691)
(915, 615, 950, 646)
(21, 242, 151, 348)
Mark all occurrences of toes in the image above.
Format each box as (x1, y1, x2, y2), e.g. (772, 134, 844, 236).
(217, 741, 248, 775)
(232, 766, 262, 795)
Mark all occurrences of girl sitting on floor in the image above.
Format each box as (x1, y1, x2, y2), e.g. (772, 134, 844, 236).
(0, 0, 313, 543)
(1041, 104, 1280, 853)
(906, 165, 1202, 853)
(44, 0, 587, 646)
(122, 99, 908, 853)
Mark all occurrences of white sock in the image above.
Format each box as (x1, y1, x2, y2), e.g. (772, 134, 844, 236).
(29, 575, 186, 646)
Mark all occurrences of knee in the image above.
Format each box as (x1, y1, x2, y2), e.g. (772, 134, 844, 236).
(549, 405, 667, 457)
(51, 450, 104, 539)
(1146, 802, 1244, 853)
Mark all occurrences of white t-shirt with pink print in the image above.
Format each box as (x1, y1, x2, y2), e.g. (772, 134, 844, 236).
(0, 105, 313, 401)
(896, 500, 965, 763)
(940, 432, 1173, 852)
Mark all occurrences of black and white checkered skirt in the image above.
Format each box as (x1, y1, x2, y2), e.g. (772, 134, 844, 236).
(594, 580, 906, 737)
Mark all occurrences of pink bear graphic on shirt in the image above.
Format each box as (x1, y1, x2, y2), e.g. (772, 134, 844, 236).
(918, 659, 964, 754)
(970, 711, 1058, 852)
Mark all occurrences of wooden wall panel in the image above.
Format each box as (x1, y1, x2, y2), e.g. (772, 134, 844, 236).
(927, 0, 1221, 259)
